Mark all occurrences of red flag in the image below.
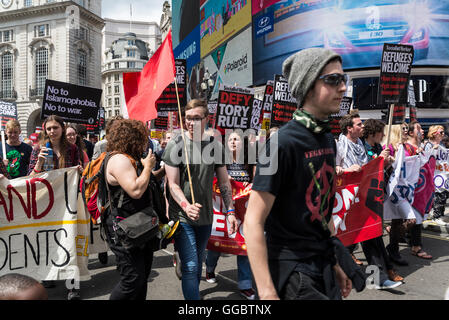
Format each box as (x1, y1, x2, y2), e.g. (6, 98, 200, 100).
(123, 30, 176, 122)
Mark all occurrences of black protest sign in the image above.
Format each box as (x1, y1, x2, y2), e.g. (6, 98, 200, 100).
(41, 80, 101, 125)
(216, 85, 253, 130)
(250, 98, 263, 131)
(377, 43, 414, 105)
(0, 100, 17, 130)
(154, 111, 169, 130)
(330, 97, 352, 137)
(271, 75, 297, 128)
(207, 100, 218, 128)
(156, 59, 187, 112)
(262, 80, 274, 113)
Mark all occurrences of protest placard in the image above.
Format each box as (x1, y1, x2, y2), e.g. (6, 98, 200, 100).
(0, 101, 17, 130)
(216, 84, 254, 130)
(377, 43, 414, 105)
(250, 98, 263, 131)
(0, 167, 90, 281)
(41, 80, 102, 126)
(207, 100, 218, 129)
(330, 96, 352, 136)
(207, 178, 250, 256)
(271, 75, 297, 128)
(434, 146, 449, 193)
(156, 59, 187, 112)
(154, 111, 169, 130)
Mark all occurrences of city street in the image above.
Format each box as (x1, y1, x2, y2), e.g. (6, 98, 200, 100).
(46, 216, 449, 301)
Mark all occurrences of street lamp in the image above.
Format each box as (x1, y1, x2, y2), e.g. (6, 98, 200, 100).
(200, 68, 214, 100)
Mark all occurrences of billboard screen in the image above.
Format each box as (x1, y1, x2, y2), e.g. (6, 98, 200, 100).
(253, 0, 449, 85)
(200, 0, 252, 58)
(172, 0, 200, 49)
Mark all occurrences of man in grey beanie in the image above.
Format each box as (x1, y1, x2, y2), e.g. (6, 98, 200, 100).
(244, 47, 363, 300)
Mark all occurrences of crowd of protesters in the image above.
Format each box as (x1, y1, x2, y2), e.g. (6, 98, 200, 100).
(0, 47, 448, 301)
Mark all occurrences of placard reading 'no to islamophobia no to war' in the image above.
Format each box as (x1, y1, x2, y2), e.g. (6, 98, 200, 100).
(41, 79, 102, 126)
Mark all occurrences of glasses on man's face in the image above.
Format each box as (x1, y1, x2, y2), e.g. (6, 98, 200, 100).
(185, 116, 204, 122)
(318, 73, 348, 86)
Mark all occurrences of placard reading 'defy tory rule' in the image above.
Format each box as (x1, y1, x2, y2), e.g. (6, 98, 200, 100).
(41, 79, 102, 125)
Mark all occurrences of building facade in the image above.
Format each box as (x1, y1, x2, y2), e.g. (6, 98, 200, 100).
(101, 19, 161, 119)
(0, 0, 104, 136)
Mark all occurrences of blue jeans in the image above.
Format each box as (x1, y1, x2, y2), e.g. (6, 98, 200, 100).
(175, 222, 212, 300)
(206, 250, 253, 290)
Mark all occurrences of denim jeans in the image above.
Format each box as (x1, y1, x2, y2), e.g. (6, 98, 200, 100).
(206, 249, 253, 290)
(280, 271, 330, 300)
(175, 222, 212, 300)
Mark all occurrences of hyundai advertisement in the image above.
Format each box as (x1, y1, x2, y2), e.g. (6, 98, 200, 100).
(253, 0, 449, 85)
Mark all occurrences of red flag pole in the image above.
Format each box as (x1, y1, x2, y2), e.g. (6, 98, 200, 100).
(174, 76, 195, 204)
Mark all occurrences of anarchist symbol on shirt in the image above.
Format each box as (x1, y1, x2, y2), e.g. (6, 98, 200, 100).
(6, 149, 22, 178)
(305, 161, 336, 231)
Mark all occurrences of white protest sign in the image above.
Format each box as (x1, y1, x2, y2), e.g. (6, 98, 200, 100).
(0, 167, 91, 281)
(434, 145, 449, 192)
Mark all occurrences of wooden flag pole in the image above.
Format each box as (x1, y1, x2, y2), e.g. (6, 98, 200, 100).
(174, 76, 195, 204)
(0, 117, 6, 160)
(385, 103, 395, 147)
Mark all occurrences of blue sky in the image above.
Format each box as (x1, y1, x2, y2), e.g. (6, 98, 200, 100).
(101, 0, 167, 24)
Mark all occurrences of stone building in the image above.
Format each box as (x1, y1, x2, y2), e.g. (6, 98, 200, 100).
(0, 0, 104, 136)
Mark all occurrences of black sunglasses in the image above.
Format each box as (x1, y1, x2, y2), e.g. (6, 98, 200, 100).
(318, 73, 348, 86)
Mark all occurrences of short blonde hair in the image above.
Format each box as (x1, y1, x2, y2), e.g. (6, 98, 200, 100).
(427, 125, 444, 140)
(5, 119, 20, 132)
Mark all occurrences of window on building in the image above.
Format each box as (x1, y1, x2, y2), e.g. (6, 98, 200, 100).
(127, 49, 136, 58)
(76, 27, 88, 41)
(114, 97, 120, 106)
(108, 109, 112, 117)
(128, 40, 135, 46)
(115, 110, 120, 116)
(77, 49, 87, 86)
(1, 53, 13, 98)
(114, 62, 119, 69)
(1, 30, 13, 43)
(35, 48, 48, 95)
(47, 0, 55, 3)
(114, 85, 119, 94)
(107, 86, 111, 95)
(108, 98, 112, 107)
(34, 24, 49, 38)
(127, 62, 135, 68)
(24, 0, 33, 7)
(114, 74, 119, 82)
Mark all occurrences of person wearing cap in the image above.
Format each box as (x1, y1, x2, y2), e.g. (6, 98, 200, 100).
(1, 120, 32, 178)
(244, 48, 366, 300)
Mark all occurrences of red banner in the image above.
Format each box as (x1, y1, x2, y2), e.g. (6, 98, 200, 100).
(207, 178, 251, 256)
(332, 157, 384, 246)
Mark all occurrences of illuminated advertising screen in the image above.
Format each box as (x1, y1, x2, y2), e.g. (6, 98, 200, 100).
(172, 0, 200, 49)
(200, 0, 252, 58)
(253, 0, 449, 85)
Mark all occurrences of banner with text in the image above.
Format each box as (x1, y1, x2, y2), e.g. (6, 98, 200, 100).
(41, 80, 102, 126)
(207, 178, 251, 256)
(216, 84, 254, 130)
(250, 98, 263, 131)
(271, 75, 297, 128)
(434, 145, 449, 193)
(0, 167, 91, 281)
(332, 157, 384, 247)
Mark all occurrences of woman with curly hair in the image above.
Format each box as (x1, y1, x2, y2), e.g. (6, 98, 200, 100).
(104, 119, 157, 300)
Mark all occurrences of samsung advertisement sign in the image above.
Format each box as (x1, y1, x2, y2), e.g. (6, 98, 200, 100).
(174, 25, 201, 75)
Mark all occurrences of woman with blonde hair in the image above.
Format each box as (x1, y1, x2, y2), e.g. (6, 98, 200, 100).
(423, 125, 445, 152)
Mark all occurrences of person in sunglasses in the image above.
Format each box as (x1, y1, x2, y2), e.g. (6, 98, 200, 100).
(244, 48, 366, 300)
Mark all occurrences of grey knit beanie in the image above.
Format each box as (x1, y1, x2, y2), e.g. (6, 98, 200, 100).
(282, 48, 342, 108)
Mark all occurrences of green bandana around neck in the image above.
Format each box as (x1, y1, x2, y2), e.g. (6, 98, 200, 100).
(292, 109, 330, 134)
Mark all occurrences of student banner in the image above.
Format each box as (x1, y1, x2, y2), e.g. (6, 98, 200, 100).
(0, 167, 91, 281)
(0, 101, 18, 130)
(207, 178, 251, 256)
(412, 156, 436, 217)
(41, 79, 102, 125)
(271, 75, 297, 128)
(332, 157, 384, 247)
(216, 84, 254, 130)
(434, 146, 449, 193)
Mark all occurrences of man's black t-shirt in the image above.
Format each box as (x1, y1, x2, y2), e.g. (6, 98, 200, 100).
(0, 142, 33, 178)
(252, 120, 337, 289)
